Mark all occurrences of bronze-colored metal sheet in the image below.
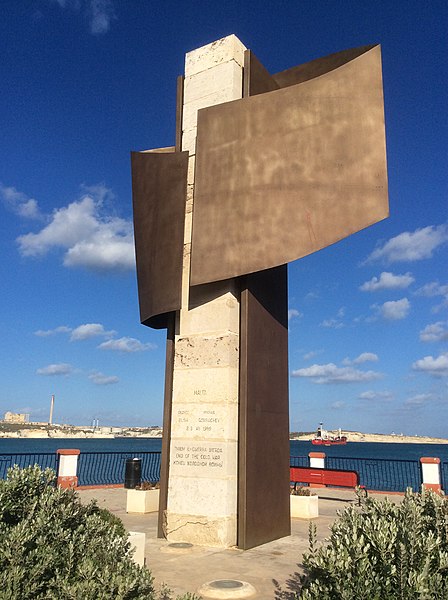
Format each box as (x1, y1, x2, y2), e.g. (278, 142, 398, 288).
(273, 45, 375, 88)
(238, 265, 290, 549)
(190, 45, 388, 286)
(131, 149, 188, 328)
(243, 50, 279, 98)
(158, 314, 175, 538)
(175, 76, 184, 152)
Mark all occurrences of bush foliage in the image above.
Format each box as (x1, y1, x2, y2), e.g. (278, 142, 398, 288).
(0, 465, 159, 599)
(298, 488, 448, 599)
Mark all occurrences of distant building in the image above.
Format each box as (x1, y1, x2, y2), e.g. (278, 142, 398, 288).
(4, 411, 30, 424)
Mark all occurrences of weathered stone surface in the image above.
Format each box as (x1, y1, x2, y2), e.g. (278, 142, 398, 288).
(290, 495, 319, 519)
(184, 34, 246, 77)
(179, 292, 239, 336)
(184, 211, 193, 245)
(186, 184, 194, 211)
(187, 155, 195, 185)
(182, 83, 243, 132)
(166, 34, 245, 549)
(126, 489, 159, 514)
(171, 367, 239, 405)
(128, 531, 146, 565)
(184, 60, 243, 104)
(165, 513, 237, 548)
(174, 334, 239, 369)
(181, 127, 197, 155)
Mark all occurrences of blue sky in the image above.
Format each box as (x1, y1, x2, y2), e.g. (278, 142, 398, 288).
(1, 1, 447, 435)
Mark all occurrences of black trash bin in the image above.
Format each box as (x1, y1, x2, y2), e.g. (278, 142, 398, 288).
(124, 458, 141, 489)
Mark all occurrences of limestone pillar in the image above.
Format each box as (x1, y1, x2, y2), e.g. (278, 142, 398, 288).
(164, 36, 246, 547)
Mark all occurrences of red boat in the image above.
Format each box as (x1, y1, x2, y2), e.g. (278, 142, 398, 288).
(312, 423, 347, 446)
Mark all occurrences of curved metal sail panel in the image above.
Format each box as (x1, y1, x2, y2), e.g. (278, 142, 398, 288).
(190, 45, 388, 286)
(131, 149, 188, 328)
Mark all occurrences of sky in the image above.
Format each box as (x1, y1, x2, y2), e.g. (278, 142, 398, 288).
(1, 1, 447, 436)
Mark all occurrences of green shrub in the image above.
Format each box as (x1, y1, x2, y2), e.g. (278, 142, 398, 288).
(298, 488, 448, 599)
(0, 465, 156, 599)
(290, 486, 314, 496)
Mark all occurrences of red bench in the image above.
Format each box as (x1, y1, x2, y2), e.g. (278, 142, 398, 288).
(290, 466, 365, 492)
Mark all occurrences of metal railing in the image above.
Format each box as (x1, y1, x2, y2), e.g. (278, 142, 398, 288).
(326, 456, 422, 492)
(441, 462, 448, 492)
(0, 453, 59, 480)
(0, 451, 436, 493)
(290, 455, 308, 468)
(77, 451, 161, 486)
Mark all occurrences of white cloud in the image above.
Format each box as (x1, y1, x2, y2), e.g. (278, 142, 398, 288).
(412, 353, 448, 377)
(414, 281, 448, 297)
(320, 307, 345, 329)
(354, 352, 379, 364)
(88, 371, 119, 385)
(330, 401, 346, 409)
(366, 224, 448, 264)
(291, 363, 383, 384)
(359, 390, 392, 400)
(305, 291, 319, 301)
(36, 363, 73, 376)
(288, 309, 302, 321)
(414, 281, 448, 313)
(34, 322, 115, 340)
(303, 350, 322, 361)
(404, 393, 434, 407)
(48, 0, 116, 34)
(70, 323, 116, 341)
(1, 183, 42, 220)
(360, 271, 414, 292)
(51, 0, 79, 7)
(320, 318, 344, 329)
(344, 353, 379, 365)
(87, 0, 116, 34)
(34, 325, 71, 337)
(419, 322, 448, 343)
(373, 298, 410, 320)
(17, 186, 135, 272)
(97, 337, 156, 353)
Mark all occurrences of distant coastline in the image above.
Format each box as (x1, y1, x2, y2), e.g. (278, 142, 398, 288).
(1, 423, 447, 443)
(290, 430, 448, 444)
(0, 423, 163, 439)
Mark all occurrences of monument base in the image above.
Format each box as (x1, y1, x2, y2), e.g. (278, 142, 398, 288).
(165, 513, 237, 548)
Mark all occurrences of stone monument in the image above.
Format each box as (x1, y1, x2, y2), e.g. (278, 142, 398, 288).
(131, 35, 388, 549)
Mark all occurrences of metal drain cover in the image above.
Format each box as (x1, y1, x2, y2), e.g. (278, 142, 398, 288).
(198, 580, 256, 599)
(210, 580, 244, 589)
(167, 542, 193, 549)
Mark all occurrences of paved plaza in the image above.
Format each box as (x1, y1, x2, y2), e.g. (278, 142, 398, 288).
(77, 487, 402, 599)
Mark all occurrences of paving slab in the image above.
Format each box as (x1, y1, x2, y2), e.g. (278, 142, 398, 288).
(77, 487, 403, 599)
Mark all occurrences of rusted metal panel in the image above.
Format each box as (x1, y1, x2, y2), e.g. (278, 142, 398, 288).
(273, 45, 376, 88)
(243, 50, 279, 98)
(131, 149, 188, 328)
(158, 314, 175, 538)
(175, 76, 184, 152)
(191, 45, 388, 286)
(238, 265, 290, 549)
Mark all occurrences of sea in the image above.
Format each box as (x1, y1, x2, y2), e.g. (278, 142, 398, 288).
(1, 437, 447, 490)
(1, 437, 447, 462)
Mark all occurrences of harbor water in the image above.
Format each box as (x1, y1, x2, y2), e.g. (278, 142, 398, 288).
(1, 438, 447, 491)
(1, 437, 447, 461)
